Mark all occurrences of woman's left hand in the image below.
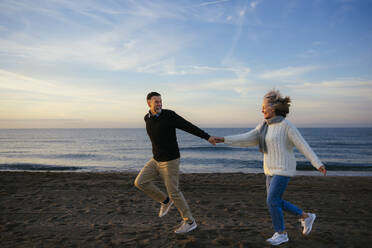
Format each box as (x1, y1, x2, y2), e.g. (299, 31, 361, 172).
(318, 166, 327, 176)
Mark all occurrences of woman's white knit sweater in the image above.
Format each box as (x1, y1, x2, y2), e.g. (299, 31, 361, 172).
(224, 119, 323, 177)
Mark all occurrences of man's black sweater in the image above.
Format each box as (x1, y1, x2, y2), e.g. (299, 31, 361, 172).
(144, 109, 211, 162)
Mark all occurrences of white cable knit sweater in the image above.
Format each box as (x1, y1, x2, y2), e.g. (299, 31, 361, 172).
(224, 119, 323, 177)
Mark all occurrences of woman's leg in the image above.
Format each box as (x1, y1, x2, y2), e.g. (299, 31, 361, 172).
(283, 200, 303, 216)
(266, 175, 302, 233)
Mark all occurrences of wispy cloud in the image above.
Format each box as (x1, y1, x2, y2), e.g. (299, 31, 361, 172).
(0, 24, 190, 72)
(284, 78, 372, 126)
(288, 79, 372, 89)
(197, 0, 232, 7)
(0, 68, 149, 126)
(225, 0, 258, 59)
(297, 41, 326, 58)
(165, 73, 266, 98)
(0, 69, 142, 104)
(312, 41, 322, 46)
(0, 0, 371, 128)
(250, 0, 263, 10)
(0, 0, 264, 76)
(1, 0, 250, 75)
(298, 49, 320, 58)
(0, 1, 189, 70)
(137, 58, 250, 76)
(258, 66, 319, 80)
(285, 78, 372, 97)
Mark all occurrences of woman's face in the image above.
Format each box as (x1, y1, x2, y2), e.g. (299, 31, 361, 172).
(262, 100, 276, 119)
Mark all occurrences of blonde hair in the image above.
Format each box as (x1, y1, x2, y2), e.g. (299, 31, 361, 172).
(264, 90, 291, 117)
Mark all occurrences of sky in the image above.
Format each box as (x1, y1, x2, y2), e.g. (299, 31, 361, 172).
(0, 0, 372, 128)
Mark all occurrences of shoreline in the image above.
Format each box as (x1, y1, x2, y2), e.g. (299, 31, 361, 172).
(1, 172, 372, 247)
(1, 169, 372, 177)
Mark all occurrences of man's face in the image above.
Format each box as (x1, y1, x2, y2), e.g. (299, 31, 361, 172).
(147, 96, 162, 114)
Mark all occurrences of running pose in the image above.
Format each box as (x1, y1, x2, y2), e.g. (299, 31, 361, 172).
(215, 90, 326, 246)
(134, 92, 217, 234)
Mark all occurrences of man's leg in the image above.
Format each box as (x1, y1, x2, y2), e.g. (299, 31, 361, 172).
(134, 159, 167, 203)
(158, 158, 194, 223)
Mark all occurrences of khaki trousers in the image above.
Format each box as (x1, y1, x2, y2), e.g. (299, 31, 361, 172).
(134, 158, 194, 222)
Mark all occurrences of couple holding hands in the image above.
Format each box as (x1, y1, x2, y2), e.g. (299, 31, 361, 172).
(134, 90, 326, 246)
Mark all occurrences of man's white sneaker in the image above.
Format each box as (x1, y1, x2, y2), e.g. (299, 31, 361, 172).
(158, 200, 173, 217)
(300, 213, 316, 235)
(174, 220, 197, 234)
(266, 232, 289, 246)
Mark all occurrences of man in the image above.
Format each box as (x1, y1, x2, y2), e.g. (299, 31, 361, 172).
(134, 92, 216, 234)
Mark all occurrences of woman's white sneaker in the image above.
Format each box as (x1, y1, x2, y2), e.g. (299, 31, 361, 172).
(266, 232, 289, 246)
(174, 220, 197, 234)
(301, 213, 316, 235)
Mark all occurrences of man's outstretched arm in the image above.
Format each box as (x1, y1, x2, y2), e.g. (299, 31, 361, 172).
(172, 111, 215, 144)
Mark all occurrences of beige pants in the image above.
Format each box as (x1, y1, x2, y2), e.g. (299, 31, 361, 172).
(134, 158, 194, 222)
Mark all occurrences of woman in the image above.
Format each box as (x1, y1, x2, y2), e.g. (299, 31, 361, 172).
(216, 90, 326, 246)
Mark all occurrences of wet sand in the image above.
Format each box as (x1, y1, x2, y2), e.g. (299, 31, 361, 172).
(1, 172, 372, 247)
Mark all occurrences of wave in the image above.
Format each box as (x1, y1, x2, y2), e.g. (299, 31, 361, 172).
(0, 140, 74, 144)
(53, 153, 129, 161)
(113, 147, 150, 151)
(0, 153, 103, 160)
(0, 163, 84, 171)
(297, 161, 372, 171)
(180, 146, 254, 151)
(0, 151, 30, 154)
(0, 152, 129, 163)
(54, 153, 99, 159)
(1, 160, 372, 172)
(311, 142, 372, 148)
(182, 157, 262, 167)
(39, 140, 75, 144)
(182, 158, 372, 171)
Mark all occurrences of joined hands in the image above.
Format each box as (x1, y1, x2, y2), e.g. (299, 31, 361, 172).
(208, 136, 224, 146)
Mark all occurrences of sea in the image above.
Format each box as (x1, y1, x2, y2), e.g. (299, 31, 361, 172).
(1, 128, 372, 176)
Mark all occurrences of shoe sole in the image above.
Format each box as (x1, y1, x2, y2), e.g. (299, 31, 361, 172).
(303, 214, 316, 235)
(174, 223, 197, 234)
(159, 202, 173, 218)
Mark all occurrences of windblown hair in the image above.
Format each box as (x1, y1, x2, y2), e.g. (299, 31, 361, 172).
(146, 92, 161, 100)
(264, 90, 291, 117)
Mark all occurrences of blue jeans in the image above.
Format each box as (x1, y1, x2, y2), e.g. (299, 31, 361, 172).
(266, 175, 303, 232)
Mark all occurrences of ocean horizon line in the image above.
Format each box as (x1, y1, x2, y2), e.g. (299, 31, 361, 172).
(1, 126, 372, 130)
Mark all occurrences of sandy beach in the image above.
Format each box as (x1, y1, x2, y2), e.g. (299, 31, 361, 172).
(1, 172, 372, 247)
